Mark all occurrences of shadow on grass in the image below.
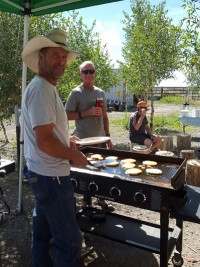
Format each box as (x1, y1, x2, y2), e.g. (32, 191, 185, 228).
(192, 137, 200, 143)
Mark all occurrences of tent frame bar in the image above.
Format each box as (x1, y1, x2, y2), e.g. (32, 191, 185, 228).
(2, 0, 24, 11)
(32, 0, 80, 13)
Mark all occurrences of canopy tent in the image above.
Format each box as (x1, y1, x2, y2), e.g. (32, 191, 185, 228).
(0, 0, 123, 213)
(0, 0, 122, 15)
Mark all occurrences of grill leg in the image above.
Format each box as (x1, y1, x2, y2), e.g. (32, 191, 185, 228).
(171, 219, 184, 267)
(83, 194, 92, 206)
(160, 205, 169, 267)
(175, 219, 183, 254)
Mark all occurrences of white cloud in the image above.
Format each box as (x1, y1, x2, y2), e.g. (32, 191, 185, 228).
(95, 20, 123, 67)
(158, 70, 188, 87)
(167, 7, 187, 25)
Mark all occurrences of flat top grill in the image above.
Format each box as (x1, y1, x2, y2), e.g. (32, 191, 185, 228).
(71, 147, 199, 267)
(86, 154, 180, 188)
(73, 147, 186, 190)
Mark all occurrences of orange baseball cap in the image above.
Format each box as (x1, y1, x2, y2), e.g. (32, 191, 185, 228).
(137, 101, 148, 108)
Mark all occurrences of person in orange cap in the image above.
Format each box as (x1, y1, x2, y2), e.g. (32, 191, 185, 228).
(129, 101, 162, 153)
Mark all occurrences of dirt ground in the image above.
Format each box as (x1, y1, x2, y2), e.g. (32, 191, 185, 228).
(0, 104, 200, 267)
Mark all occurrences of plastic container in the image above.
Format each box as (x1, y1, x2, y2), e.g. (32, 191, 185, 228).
(180, 110, 190, 117)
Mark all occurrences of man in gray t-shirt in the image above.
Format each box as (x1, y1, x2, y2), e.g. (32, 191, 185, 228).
(65, 60, 114, 211)
(65, 60, 113, 149)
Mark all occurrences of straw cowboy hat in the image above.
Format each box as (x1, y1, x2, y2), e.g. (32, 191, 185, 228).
(22, 28, 79, 73)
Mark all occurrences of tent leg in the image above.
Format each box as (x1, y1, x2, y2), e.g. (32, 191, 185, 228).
(15, 106, 20, 171)
(17, 15, 29, 214)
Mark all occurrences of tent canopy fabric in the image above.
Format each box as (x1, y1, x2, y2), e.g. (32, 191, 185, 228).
(0, 0, 122, 16)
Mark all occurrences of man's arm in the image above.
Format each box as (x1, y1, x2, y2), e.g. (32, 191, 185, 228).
(34, 123, 87, 166)
(145, 124, 153, 136)
(133, 113, 146, 131)
(102, 110, 110, 135)
(102, 110, 113, 149)
(66, 107, 102, 120)
(66, 110, 81, 120)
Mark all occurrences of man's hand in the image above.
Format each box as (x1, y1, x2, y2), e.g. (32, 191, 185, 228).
(70, 150, 87, 167)
(140, 108, 147, 118)
(107, 139, 114, 150)
(69, 135, 80, 149)
(87, 106, 102, 116)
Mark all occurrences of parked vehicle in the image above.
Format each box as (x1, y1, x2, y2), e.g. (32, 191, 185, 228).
(106, 99, 126, 112)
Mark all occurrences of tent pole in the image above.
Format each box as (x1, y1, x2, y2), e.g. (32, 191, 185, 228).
(14, 106, 20, 171)
(17, 14, 29, 213)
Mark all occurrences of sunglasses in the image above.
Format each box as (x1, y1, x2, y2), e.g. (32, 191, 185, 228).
(81, 69, 95, 74)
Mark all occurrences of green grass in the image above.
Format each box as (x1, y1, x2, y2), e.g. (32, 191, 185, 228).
(157, 95, 200, 107)
(69, 96, 198, 136)
(149, 114, 182, 134)
(110, 111, 130, 130)
(110, 113, 195, 135)
(157, 95, 184, 105)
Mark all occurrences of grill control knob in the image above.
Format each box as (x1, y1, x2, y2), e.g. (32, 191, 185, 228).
(134, 191, 146, 204)
(88, 182, 98, 192)
(110, 187, 121, 198)
(71, 178, 78, 188)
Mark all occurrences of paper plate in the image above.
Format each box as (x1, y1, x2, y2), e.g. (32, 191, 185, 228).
(75, 136, 110, 145)
(133, 145, 148, 150)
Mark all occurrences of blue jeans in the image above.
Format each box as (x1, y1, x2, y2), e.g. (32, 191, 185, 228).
(28, 171, 82, 267)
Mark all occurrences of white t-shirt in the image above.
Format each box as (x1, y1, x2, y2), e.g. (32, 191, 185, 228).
(22, 75, 70, 176)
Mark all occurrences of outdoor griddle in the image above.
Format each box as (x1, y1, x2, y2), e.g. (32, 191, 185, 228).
(70, 147, 200, 267)
(0, 158, 15, 177)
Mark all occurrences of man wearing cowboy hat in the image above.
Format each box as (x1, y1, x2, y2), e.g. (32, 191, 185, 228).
(129, 101, 162, 153)
(22, 28, 87, 267)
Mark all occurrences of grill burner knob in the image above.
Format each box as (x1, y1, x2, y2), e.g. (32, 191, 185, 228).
(110, 187, 121, 198)
(88, 182, 98, 192)
(134, 191, 146, 204)
(71, 178, 78, 188)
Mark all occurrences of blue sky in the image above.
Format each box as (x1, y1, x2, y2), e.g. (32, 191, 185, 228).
(64, 0, 188, 85)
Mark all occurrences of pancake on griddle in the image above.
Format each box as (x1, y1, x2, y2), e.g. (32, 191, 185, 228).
(91, 154, 104, 160)
(142, 160, 157, 166)
(125, 168, 142, 176)
(106, 161, 119, 167)
(138, 164, 146, 170)
(122, 162, 136, 170)
(146, 168, 162, 175)
(105, 156, 118, 160)
(121, 158, 136, 164)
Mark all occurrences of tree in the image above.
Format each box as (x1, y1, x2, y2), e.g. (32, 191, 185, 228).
(0, 11, 118, 142)
(180, 0, 200, 90)
(187, 65, 200, 90)
(56, 11, 118, 101)
(119, 0, 181, 128)
(0, 13, 23, 142)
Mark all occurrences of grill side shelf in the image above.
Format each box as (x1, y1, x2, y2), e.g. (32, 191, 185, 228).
(171, 185, 200, 224)
(77, 207, 177, 255)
